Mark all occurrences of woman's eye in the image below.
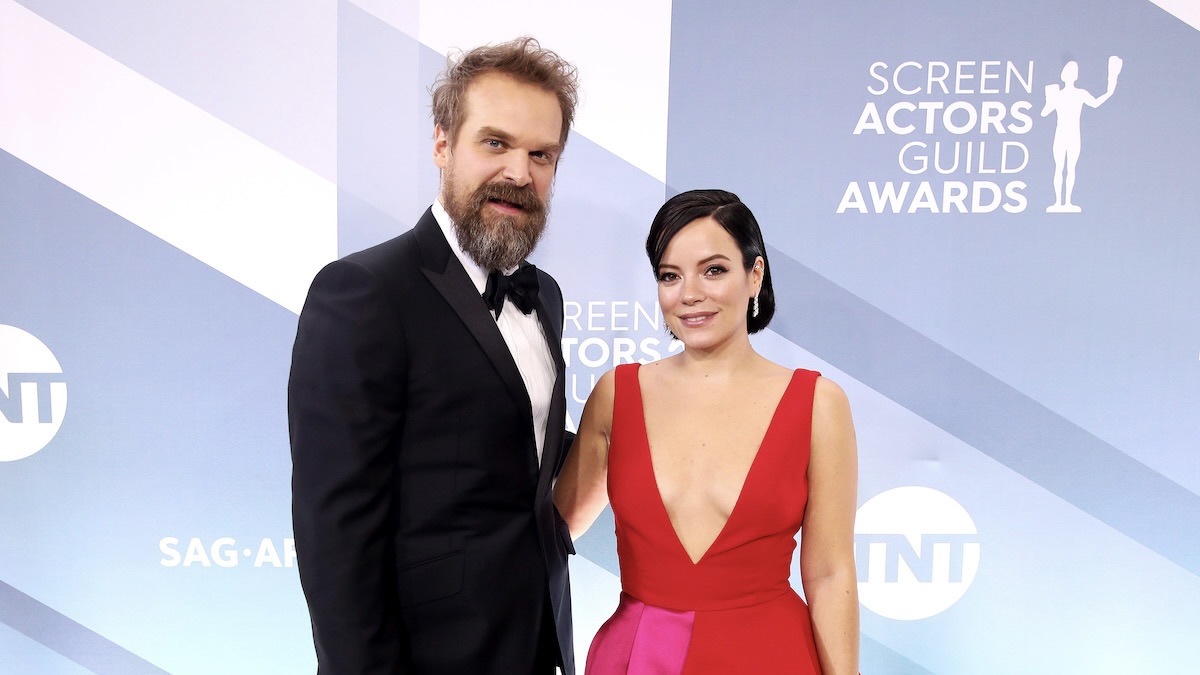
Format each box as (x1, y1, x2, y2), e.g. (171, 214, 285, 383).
(705, 265, 728, 276)
(656, 271, 678, 283)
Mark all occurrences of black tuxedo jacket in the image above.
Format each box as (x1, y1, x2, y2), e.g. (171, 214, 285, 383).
(288, 209, 574, 674)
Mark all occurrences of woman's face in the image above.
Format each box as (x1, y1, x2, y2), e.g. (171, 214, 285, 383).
(656, 216, 763, 352)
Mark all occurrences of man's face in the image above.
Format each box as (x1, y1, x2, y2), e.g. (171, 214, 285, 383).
(434, 72, 564, 271)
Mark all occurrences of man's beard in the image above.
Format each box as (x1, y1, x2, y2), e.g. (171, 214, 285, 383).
(442, 168, 549, 271)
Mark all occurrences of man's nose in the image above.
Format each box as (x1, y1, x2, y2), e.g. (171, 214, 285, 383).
(502, 154, 532, 187)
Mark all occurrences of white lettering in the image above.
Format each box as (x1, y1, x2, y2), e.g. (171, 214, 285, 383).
(1003, 181, 1028, 213)
(971, 182, 1002, 212)
(284, 538, 297, 568)
(1008, 101, 1033, 133)
(635, 302, 661, 330)
(212, 537, 238, 568)
(979, 61, 1002, 94)
(586, 302, 605, 331)
(184, 538, 211, 567)
(158, 537, 296, 569)
(640, 337, 662, 362)
(611, 337, 637, 364)
(254, 539, 282, 568)
(837, 181, 1027, 214)
(870, 181, 911, 214)
(859, 101, 1034, 135)
(907, 182, 940, 213)
(853, 102, 885, 135)
(610, 301, 631, 331)
(578, 338, 609, 368)
(942, 182, 969, 213)
(564, 302, 582, 331)
(867, 61, 889, 95)
(560, 337, 578, 367)
(943, 101, 978, 134)
(894, 61, 923, 95)
(159, 537, 182, 567)
(886, 102, 917, 135)
(898, 142, 929, 174)
(837, 182, 867, 214)
(865, 60, 1036, 95)
(954, 61, 976, 94)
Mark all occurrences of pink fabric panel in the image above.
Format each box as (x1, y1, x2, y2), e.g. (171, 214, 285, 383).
(587, 593, 694, 674)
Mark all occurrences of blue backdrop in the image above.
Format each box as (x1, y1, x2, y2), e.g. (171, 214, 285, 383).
(2, 1, 1198, 673)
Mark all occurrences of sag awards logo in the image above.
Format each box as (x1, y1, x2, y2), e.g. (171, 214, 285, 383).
(561, 300, 681, 430)
(0, 324, 68, 461)
(854, 486, 980, 620)
(838, 55, 1122, 215)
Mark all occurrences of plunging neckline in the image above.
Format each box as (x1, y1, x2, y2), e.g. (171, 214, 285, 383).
(633, 365, 801, 566)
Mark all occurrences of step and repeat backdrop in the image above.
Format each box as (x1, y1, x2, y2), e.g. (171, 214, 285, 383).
(3, 1, 1199, 673)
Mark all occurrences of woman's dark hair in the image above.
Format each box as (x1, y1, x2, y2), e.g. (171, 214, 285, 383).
(645, 189, 775, 333)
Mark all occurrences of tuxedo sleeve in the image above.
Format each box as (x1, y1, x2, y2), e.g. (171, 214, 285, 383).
(288, 259, 408, 674)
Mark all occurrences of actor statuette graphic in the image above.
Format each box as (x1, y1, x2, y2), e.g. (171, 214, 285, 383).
(1042, 55, 1123, 213)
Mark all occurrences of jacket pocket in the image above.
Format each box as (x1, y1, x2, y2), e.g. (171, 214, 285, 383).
(396, 550, 464, 607)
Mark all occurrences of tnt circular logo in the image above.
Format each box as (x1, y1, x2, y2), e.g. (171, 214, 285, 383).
(0, 324, 68, 461)
(854, 486, 980, 620)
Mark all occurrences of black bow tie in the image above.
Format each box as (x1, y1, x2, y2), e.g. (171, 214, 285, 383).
(483, 265, 540, 317)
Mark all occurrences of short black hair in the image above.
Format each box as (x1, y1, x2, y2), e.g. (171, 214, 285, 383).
(645, 189, 775, 333)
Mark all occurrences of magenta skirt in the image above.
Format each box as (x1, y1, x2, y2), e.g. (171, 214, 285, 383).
(586, 593, 696, 675)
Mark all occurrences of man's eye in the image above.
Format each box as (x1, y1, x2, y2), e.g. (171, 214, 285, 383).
(484, 139, 503, 149)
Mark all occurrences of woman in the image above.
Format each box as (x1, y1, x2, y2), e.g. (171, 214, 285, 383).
(554, 189, 860, 674)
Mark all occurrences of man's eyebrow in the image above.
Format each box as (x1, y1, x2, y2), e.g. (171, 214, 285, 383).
(476, 126, 562, 155)
(475, 126, 516, 143)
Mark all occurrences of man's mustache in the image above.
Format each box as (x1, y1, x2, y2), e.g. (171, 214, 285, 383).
(473, 182, 544, 214)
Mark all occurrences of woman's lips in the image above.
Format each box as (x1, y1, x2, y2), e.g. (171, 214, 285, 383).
(678, 312, 715, 327)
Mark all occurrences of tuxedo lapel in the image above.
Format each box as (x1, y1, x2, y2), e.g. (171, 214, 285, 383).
(414, 211, 533, 425)
(533, 275, 568, 506)
(533, 286, 565, 374)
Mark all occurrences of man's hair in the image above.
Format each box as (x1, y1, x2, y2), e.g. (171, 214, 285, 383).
(431, 37, 580, 150)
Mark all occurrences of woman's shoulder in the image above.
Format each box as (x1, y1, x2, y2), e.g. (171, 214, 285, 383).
(748, 356, 801, 385)
(754, 360, 844, 409)
(811, 375, 853, 430)
(758, 356, 839, 398)
(591, 367, 619, 399)
(813, 374, 848, 404)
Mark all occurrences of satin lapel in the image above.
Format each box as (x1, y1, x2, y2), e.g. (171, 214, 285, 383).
(414, 211, 532, 422)
(534, 275, 568, 506)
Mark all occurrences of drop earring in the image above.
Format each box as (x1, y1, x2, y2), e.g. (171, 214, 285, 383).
(752, 262, 764, 318)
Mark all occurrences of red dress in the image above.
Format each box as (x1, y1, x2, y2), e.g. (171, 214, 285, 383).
(586, 363, 824, 674)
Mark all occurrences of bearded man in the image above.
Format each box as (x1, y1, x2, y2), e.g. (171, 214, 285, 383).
(288, 38, 580, 675)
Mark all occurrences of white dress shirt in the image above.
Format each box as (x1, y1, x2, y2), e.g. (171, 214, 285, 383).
(433, 201, 557, 463)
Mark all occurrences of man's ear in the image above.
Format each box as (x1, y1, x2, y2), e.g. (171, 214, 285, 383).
(433, 124, 451, 169)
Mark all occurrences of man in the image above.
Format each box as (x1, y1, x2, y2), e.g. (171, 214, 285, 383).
(288, 38, 579, 674)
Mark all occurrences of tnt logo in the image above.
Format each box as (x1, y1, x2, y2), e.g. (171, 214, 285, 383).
(0, 324, 68, 461)
(854, 486, 980, 620)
